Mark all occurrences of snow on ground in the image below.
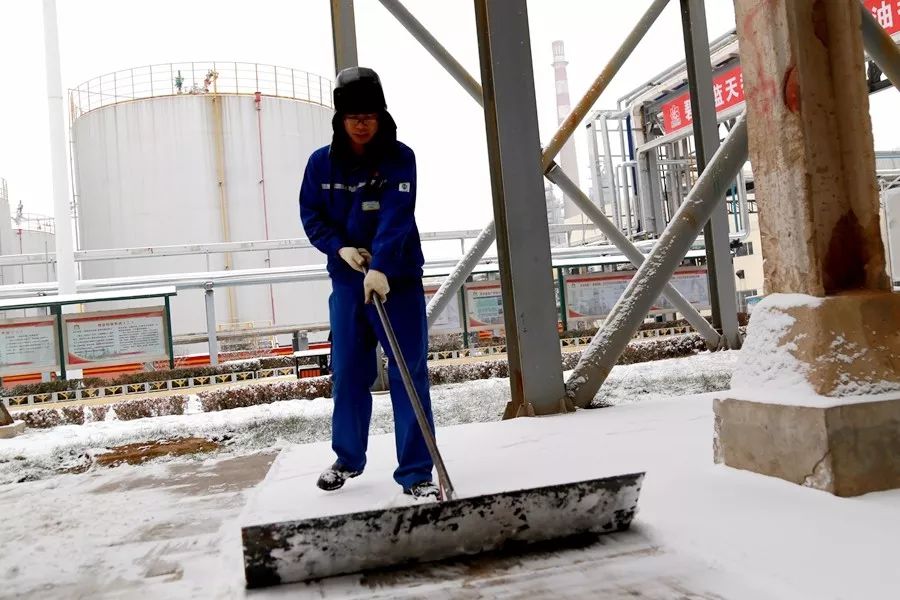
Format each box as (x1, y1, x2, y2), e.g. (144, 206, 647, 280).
(3, 388, 898, 599)
(0, 350, 737, 484)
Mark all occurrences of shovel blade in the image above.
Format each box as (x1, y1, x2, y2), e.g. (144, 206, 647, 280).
(242, 472, 644, 588)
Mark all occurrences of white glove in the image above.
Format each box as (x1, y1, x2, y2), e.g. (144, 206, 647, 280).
(338, 247, 367, 273)
(364, 269, 390, 304)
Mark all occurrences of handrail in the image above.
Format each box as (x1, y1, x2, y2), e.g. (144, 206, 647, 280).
(69, 61, 334, 119)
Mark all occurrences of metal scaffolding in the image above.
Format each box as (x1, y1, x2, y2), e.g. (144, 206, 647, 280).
(679, 0, 741, 349)
(567, 115, 749, 407)
(352, 0, 753, 414)
(382, 0, 691, 339)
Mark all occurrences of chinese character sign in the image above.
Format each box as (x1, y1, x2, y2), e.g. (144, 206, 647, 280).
(464, 283, 505, 331)
(64, 308, 168, 370)
(864, 0, 900, 35)
(662, 66, 745, 134)
(564, 268, 710, 327)
(660, 5, 898, 135)
(424, 286, 463, 334)
(0, 316, 59, 377)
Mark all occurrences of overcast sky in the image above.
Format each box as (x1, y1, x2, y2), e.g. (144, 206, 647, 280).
(1, 0, 898, 234)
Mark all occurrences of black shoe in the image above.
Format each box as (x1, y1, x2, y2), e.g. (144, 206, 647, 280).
(403, 480, 440, 500)
(316, 462, 362, 491)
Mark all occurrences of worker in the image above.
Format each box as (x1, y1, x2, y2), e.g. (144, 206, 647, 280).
(299, 67, 438, 500)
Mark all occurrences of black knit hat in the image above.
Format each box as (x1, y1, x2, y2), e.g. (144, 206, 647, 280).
(333, 67, 387, 115)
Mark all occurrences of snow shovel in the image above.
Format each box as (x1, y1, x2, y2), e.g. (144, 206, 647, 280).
(241, 283, 645, 588)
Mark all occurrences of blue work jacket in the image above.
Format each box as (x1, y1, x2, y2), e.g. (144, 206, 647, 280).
(299, 140, 425, 282)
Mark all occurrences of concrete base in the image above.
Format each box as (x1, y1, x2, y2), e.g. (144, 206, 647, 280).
(0, 421, 26, 439)
(714, 394, 900, 497)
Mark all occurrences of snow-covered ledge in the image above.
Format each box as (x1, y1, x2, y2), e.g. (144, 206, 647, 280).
(0, 402, 25, 439)
(714, 293, 900, 497)
(0, 421, 26, 439)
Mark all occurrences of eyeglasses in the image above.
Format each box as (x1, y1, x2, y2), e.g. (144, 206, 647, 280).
(344, 115, 378, 126)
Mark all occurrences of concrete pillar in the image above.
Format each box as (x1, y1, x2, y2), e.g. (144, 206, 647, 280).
(737, 0, 888, 295)
(716, 0, 900, 497)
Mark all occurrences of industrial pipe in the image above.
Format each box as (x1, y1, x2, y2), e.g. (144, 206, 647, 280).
(546, 162, 720, 347)
(598, 115, 623, 230)
(566, 114, 749, 408)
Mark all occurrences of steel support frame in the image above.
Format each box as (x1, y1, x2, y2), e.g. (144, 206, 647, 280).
(567, 115, 749, 407)
(330, 0, 358, 73)
(204, 284, 219, 366)
(546, 162, 720, 346)
(680, 0, 742, 349)
(392, 0, 672, 328)
(376, 0, 482, 104)
(474, 0, 567, 417)
(352, 0, 749, 410)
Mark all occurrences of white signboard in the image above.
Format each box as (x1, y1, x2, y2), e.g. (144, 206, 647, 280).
(464, 282, 504, 332)
(0, 316, 59, 377)
(424, 286, 463, 334)
(565, 267, 710, 326)
(652, 269, 711, 311)
(64, 307, 169, 370)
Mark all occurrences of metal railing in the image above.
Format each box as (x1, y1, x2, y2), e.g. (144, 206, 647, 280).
(69, 61, 333, 119)
(11, 213, 55, 234)
(0, 224, 606, 269)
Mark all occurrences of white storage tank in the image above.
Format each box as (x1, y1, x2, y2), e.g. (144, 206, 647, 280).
(10, 223, 56, 286)
(71, 62, 335, 344)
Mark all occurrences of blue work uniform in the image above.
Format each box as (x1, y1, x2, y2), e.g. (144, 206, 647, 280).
(298, 121, 435, 489)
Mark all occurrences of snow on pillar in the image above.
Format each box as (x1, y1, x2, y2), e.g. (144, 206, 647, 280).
(714, 0, 900, 497)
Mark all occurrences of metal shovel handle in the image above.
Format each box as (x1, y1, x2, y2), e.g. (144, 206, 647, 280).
(370, 289, 456, 501)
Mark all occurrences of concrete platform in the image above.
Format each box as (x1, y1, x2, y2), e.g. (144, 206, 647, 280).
(3, 392, 899, 598)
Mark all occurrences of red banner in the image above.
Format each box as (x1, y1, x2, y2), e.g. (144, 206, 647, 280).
(864, 0, 900, 36)
(662, 4, 898, 134)
(662, 65, 745, 134)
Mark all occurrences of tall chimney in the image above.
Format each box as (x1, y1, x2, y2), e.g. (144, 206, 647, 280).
(552, 40, 581, 219)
